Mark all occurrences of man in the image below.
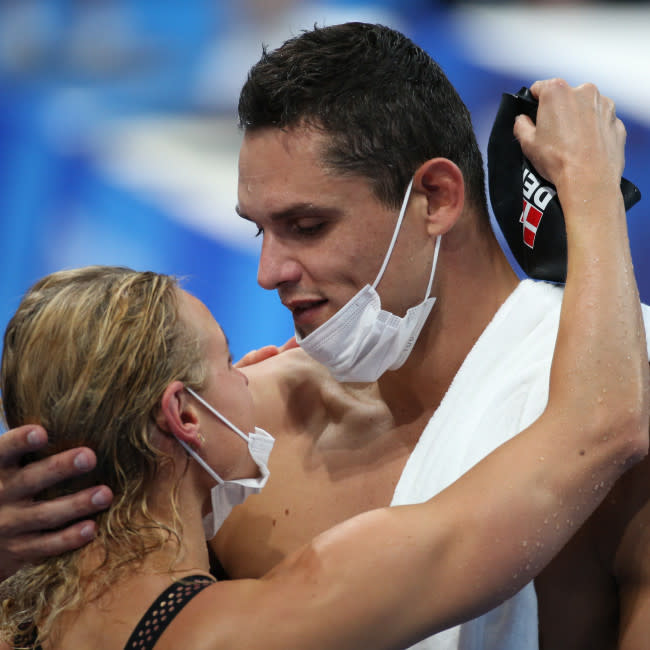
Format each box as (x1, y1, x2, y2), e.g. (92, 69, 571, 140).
(1, 22, 649, 649)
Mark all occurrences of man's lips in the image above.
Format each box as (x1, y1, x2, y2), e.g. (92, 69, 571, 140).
(283, 298, 328, 328)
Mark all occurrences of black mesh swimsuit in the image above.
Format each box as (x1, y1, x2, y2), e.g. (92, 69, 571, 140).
(16, 574, 215, 650)
(124, 575, 216, 649)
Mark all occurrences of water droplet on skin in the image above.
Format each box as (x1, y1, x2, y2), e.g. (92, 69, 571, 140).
(522, 540, 528, 548)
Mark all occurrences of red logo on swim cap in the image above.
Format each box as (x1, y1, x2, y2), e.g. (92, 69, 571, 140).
(520, 199, 543, 249)
(520, 168, 557, 249)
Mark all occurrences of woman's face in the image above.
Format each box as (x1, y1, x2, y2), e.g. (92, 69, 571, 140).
(178, 289, 258, 480)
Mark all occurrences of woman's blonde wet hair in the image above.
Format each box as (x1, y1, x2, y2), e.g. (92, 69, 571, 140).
(0, 266, 208, 648)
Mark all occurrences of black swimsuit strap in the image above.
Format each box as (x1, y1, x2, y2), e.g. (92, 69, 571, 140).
(123, 575, 216, 650)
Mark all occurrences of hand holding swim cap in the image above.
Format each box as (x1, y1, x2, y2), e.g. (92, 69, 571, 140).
(488, 85, 641, 282)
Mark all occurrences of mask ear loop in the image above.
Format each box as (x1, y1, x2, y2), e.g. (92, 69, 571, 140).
(371, 177, 442, 300)
(176, 437, 224, 485)
(185, 386, 249, 443)
(372, 178, 414, 290)
(176, 386, 251, 485)
(424, 235, 442, 299)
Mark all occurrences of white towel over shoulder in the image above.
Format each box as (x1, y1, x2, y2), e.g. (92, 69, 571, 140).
(393, 279, 650, 650)
(392, 279, 562, 650)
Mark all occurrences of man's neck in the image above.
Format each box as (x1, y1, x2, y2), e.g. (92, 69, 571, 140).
(378, 233, 519, 416)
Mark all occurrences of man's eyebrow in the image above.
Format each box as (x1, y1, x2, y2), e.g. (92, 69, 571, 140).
(235, 203, 341, 223)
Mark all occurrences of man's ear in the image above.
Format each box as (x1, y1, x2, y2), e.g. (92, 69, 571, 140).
(412, 158, 465, 237)
(156, 381, 202, 448)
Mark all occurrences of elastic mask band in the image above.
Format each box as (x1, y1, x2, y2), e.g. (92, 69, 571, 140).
(176, 437, 224, 485)
(425, 235, 442, 299)
(186, 386, 249, 443)
(373, 178, 414, 289)
(371, 178, 441, 301)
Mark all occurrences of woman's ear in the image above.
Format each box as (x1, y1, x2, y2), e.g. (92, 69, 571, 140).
(412, 158, 465, 237)
(156, 381, 202, 449)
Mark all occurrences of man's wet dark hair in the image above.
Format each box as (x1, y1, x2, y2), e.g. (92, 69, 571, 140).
(238, 22, 488, 216)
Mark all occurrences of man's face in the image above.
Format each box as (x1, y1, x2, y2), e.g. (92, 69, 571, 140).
(236, 126, 432, 337)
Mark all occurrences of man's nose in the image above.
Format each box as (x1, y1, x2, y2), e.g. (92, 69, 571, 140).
(257, 234, 302, 290)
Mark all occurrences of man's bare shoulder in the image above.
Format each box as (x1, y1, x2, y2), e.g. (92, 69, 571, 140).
(244, 347, 333, 392)
(243, 348, 328, 432)
(601, 452, 650, 649)
(212, 352, 398, 579)
(578, 451, 650, 648)
(243, 348, 373, 435)
(536, 450, 650, 649)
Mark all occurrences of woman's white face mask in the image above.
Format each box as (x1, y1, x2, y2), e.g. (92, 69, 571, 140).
(297, 179, 442, 382)
(175, 386, 275, 540)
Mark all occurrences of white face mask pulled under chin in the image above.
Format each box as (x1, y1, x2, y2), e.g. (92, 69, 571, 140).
(296, 178, 442, 382)
(175, 387, 275, 540)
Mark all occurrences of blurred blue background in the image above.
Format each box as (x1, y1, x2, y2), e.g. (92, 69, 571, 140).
(1, 0, 648, 377)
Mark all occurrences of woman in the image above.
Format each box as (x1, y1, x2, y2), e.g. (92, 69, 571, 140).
(0, 81, 648, 649)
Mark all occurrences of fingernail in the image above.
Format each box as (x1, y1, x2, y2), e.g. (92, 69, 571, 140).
(91, 488, 111, 507)
(27, 429, 46, 447)
(73, 451, 92, 471)
(80, 524, 95, 539)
